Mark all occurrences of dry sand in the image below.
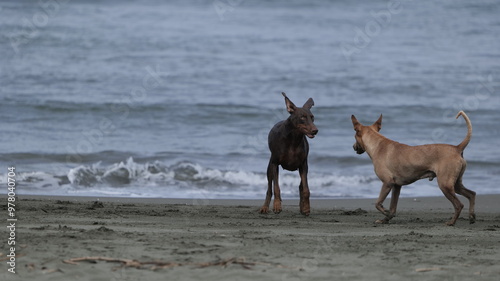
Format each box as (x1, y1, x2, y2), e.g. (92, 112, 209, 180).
(1, 195, 500, 281)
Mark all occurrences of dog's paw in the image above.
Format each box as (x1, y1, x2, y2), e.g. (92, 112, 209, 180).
(273, 201, 282, 214)
(375, 218, 389, 224)
(300, 203, 310, 216)
(469, 214, 476, 224)
(445, 221, 456, 226)
(259, 206, 269, 214)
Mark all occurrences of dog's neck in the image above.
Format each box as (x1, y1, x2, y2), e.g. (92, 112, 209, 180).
(363, 130, 392, 158)
(284, 118, 305, 144)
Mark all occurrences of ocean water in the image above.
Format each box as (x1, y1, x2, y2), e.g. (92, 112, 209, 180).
(1, 0, 499, 200)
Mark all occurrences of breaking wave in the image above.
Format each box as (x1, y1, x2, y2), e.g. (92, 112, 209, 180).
(8, 157, 382, 199)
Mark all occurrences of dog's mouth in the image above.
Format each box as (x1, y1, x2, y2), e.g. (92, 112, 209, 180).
(306, 129, 318, 139)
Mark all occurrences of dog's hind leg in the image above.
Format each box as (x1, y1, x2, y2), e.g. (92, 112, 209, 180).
(455, 178, 476, 224)
(375, 182, 393, 223)
(260, 161, 275, 214)
(438, 177, 464, 226)
(270, 163, 282, 214)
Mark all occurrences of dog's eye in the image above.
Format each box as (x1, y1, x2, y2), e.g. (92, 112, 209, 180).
(311, 116, 315, 122)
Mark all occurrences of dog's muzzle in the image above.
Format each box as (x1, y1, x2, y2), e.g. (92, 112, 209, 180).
(353, 143, 365, 154)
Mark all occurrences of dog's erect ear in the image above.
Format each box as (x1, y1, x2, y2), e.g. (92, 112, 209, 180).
(372, 114, 382, 131)
(351, 115, 361, 131)
(282, 92, 296, 114)
(303, 98, 314, 110)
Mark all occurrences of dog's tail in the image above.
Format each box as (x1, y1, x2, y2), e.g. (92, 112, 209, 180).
(456, 111, 472, 151)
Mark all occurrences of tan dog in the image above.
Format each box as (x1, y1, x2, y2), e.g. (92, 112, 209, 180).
(351, 111, 475, 226)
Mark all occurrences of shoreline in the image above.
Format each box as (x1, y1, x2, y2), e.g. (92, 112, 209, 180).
(2, 194, 499, 281)
(17, 193, 500, 213)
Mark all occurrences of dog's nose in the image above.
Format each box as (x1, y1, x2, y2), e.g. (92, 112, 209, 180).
(312, 129, 318, 135)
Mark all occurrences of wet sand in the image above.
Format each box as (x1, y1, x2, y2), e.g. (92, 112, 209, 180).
(2, 195, 500, 281)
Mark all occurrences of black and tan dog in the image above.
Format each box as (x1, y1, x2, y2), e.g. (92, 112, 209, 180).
(260, 92, 318, 215)
(351, 111, 475, 226)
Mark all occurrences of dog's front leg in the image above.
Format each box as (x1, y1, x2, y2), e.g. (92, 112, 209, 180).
(375, 182, 393, 223)
(387, 185, 402, 220)
(299, 163, 311, 216)
(270, 163, 282, 214)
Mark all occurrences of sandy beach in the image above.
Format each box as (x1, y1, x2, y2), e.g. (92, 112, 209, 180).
(2, 195, 499, 281)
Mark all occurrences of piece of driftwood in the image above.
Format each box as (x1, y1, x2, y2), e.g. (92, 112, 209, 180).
(63, 256, 298, 271)
(0, 253, 25, 262)
(415, 267, 443, 272)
